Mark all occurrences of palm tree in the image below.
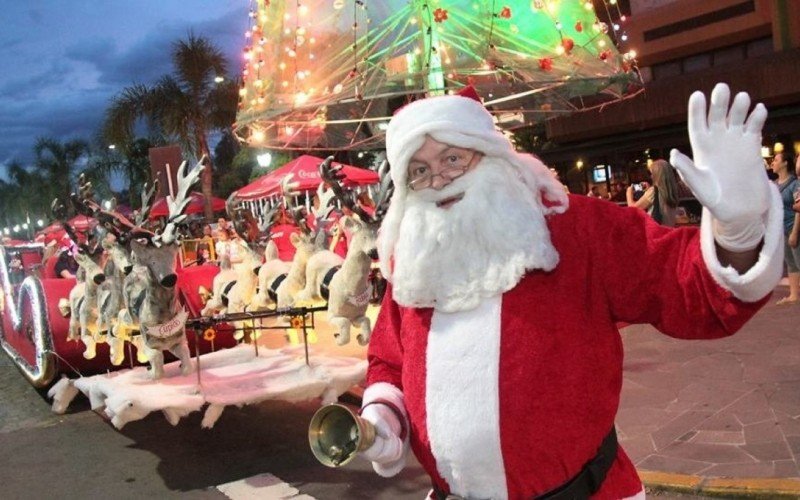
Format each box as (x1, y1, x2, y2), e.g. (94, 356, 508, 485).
(103, 33, 239, 219)
(0, 162, 51, 233)
(86, 137, 158, 208)
(33, 137, 90, 208)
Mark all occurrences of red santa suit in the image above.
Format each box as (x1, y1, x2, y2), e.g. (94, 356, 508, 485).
(364, 194, 782, 499)
(362, 88, 783, 500)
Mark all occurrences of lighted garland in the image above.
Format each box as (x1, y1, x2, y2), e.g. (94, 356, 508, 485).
(234, 0, 641, 151)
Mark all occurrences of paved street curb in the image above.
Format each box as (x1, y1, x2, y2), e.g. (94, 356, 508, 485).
(640, 470, 800, 498)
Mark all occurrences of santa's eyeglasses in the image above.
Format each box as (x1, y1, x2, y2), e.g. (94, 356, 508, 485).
(407, 150, 480, 191)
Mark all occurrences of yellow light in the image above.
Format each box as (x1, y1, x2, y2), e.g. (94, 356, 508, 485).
(299, 5, 309, 15)
(555, 45, 565, 55)
(610, 0, 617, 4)
(282, 81, 289, 87)
(285, 126, 295, 136)
(310, 37, 316, 44)
(333, 83, 344, 93)
(297, 27, 306, 35)
(414, 48, 421, 55)
(284, 28, 291, 35)
(576, 160, 584, 168)
(287, 49, 297, 57)
(646, 158, 653, 167)
(279, 62, 286, 70)
(297, 71, 306, 80)
(548, 1, 559, 13)
(260, 14, 268, 23)
(239, 88, 247, 96)
(598, 40, 606, 47)
(774, 142, 785, 153)
(410, 18, 418, 24)
(584, 1, 593, 10)
(254, 79, 263, 87)
(244, 51, 253, 60)
(284, 13, 291, 20)
(295, 92, 308, 106)
(252, 130, 265, 143)
(628, 49, 637, 59)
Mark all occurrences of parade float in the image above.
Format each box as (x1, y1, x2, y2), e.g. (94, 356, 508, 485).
(1, 0, 637, 429)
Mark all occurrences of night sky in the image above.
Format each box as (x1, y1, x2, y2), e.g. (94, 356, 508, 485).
(0, 1, 248, 178)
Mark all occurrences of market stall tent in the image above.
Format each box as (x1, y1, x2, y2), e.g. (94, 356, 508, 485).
(235, 155, 378, 201)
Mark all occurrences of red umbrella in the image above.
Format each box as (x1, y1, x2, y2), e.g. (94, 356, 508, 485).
(149, 192, 227, 219)
(234, 155, 379, 201)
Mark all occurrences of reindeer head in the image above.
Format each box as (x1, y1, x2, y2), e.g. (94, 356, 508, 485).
(129, 239, 179, 288)
(102, 237, 132, 276)
(126, 157, 206, 289)
(340, 216, 378, 260)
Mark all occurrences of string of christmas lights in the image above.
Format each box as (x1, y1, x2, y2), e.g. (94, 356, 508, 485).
(234, 0, 641, 151)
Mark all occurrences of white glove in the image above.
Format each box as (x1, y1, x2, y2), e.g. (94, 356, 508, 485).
(360, 403, 405, 465)
(670, 83, 769, 252)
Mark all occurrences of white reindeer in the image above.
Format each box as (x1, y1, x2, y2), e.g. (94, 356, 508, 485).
(51, 197, 108, 359)
(68, 251, 107, 358)
(315, 156, 393, 345)
(121, 158, 205, 379)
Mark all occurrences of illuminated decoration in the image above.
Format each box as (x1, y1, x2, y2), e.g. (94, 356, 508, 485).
(234, 0, 641, 151)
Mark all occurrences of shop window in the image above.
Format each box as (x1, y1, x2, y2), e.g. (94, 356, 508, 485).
(683, 53, 712, 73)
(746, 37, 773, 58)
(652, 60, 682, 80)
(713, 45, 744, 66)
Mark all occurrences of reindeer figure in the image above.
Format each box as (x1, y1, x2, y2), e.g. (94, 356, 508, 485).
(121, 158, 205, 379)
(274, 174, 331, 310)
(52, 198, 107, 359)
(71, 176, 157, 366)
(317, 157, 393, 345)
(204, 196, 263, 339)
(98, 238, 136, 366)
(251, 204, 291, 311)
(295, 181, 344, 304)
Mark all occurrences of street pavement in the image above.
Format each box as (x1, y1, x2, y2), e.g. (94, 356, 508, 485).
(4, 289, 800, 498)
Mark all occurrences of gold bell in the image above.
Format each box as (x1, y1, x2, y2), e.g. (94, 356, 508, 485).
(308, 403, 376, 467)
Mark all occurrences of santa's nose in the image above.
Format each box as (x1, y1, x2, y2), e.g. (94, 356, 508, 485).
(430, 174, 451, 190)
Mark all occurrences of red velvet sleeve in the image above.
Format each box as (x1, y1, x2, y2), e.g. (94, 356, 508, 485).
(591, 200, 768, 339)
(366, 283, 405, 388)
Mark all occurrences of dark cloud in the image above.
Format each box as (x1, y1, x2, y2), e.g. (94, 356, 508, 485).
(0, 3, 246, 180)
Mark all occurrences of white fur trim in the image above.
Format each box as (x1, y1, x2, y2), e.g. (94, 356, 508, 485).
(700, 182, 784, 302)
(426, 295, 507, 499)
(362, 382, 410, 477)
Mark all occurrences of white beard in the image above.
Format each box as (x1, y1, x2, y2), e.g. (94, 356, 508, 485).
(389, 157, 560, 312)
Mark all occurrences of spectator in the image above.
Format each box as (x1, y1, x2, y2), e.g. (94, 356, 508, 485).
(587, 186, 601, 198)
(54, 247, 78, 279)
(269, 207, 301, 261)
(197, 224, 217, 263)
(770, 151, 800, 305)
(626, 159, 680, 227)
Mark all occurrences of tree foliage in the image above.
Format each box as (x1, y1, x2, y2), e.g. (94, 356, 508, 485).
(102, 33, 239, 218)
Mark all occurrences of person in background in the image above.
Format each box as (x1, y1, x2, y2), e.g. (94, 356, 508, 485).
(214, 228, 237, 266)
(587, 185, 601, 198)
(269, 207, 301, 261)
(771, 150, 800, 305)
(54, 246, 78, 279)
(197, 224, 216, 263)
(626, 159, 680, 227)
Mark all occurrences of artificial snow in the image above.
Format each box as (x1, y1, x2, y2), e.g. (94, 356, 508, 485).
(49, 344, 367, 429)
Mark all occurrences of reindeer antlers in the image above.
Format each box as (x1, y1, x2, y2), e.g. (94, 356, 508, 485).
(156, 156, 205, 246)
(319, 156, 373, 224)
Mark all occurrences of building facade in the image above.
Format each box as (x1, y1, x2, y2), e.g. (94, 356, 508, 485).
(536, 0, 800, 199)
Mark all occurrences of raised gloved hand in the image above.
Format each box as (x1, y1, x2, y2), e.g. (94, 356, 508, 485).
(360, 403, 405, 467)
(670, 83, 769, 252)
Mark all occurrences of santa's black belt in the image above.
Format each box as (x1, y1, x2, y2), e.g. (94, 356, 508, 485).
(431, 427, 618, 500)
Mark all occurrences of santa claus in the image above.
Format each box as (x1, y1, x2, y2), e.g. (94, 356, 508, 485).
(357, 83, 783, 499)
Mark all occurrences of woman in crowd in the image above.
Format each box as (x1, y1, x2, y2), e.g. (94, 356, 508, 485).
(626, 159, 680, 227)
(771, 151, 799, 305)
